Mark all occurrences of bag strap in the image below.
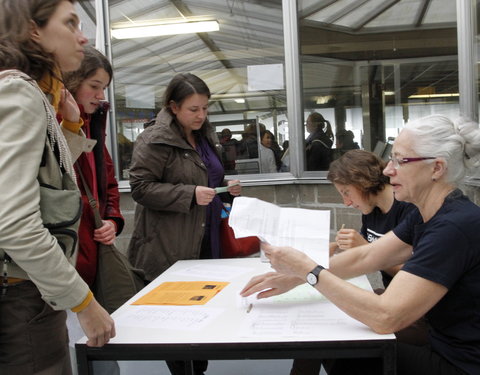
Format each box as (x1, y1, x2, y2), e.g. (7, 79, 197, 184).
(312, 139, 330, 149)
(221, 204, 230, 217)
(76, 166, 103, 229)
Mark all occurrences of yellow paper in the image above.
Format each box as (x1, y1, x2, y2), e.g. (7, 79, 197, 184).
(132, 281, 229, 306)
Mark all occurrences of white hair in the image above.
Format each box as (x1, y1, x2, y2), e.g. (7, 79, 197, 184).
(404, 115, 480, 184)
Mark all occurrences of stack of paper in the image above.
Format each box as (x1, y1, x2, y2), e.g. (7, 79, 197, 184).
(228, 197, 330, 267)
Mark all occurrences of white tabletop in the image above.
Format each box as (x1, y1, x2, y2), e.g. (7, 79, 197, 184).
(77, 258, 394, 346)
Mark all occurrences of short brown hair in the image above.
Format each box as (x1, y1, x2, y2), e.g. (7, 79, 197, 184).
(327, 149, 389, 197)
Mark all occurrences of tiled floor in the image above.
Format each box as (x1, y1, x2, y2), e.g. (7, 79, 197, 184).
(71, 351, 326, 374)
(118, 359, 328, 374)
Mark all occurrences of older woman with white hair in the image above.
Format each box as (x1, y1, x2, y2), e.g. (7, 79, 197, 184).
(241, 114, 480, 375)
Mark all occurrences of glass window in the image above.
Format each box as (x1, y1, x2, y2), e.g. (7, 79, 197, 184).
(298, 0, 458, 170)
(107, 0, 288, 180)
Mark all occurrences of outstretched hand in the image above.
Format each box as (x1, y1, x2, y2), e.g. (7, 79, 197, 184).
(240, 271, 304, 299)
(262, 242, 317, 278)
(240, 242, 317, 300)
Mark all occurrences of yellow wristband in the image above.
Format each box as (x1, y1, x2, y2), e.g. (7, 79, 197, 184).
(71, 290, 94, 313)
(61, 117, 84, 133)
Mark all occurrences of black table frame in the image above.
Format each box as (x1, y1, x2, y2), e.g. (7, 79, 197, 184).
(76, 338, 396, 375)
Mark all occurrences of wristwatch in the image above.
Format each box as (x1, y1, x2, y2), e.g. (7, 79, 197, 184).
(306, 265, 325, 286)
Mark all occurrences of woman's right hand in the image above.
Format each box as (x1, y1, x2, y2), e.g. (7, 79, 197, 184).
(76, 298, 116, 347)
(335, 228, 368, 250)
(58, 88, 81, 124)
(195, 186, 216, 205)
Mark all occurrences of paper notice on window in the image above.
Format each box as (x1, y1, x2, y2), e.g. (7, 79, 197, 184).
(228, 197, 330, 267)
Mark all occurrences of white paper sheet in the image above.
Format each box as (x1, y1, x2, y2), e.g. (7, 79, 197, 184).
(239, 283, 327, 309)
(171, 264, 250, 281)
(229, 197, 330, 266)
(239, 303, 372, 339)
(115, 306, 224, 330)
(238, 276, 374, 339)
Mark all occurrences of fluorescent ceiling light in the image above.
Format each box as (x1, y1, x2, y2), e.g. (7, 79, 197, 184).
(234, 98, 245, 103)
(111, 20, 219, 39)
(408, 93, 459, 99)
(315, 95, 333, 104)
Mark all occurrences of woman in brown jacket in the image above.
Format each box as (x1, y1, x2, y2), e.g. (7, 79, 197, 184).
(127, 73, 241, 375)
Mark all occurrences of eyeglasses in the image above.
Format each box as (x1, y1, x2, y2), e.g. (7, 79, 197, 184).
(388, 155, 436, 169)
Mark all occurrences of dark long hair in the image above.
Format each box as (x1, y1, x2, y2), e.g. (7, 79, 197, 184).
(63, 46, 112, 97)
(163, 73, 211, 136)
(64, 46, 113, 202)
(307, 112, 334, 142)
(0, 0, 75, 81)
(164, 73, 211, 110)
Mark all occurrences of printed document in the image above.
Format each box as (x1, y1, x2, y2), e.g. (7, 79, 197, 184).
(116, 306, 224, 330)
(229, 197, 330, 266)
(132, 281, 229, 306)
(239, 276, 373, 339)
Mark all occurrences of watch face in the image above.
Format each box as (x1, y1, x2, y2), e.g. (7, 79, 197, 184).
(307, 272, 317, 286)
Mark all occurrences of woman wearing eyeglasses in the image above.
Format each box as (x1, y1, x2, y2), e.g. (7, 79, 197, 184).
(241, 114, 480, 375)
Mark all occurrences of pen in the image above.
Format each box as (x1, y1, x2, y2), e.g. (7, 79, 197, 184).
(246, 303, 253, 313)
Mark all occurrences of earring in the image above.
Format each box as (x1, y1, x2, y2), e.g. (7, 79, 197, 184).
(432, 177, 436, 182)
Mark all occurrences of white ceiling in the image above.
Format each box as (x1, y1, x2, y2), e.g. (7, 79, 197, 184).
(78, 0, 459, 114)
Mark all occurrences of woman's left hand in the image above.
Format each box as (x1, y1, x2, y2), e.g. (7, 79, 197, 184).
(227, 179, 241, 196)
(240, 272, 304, 299)
(263, 242, 317, 279)
(93, 220, 116, 245)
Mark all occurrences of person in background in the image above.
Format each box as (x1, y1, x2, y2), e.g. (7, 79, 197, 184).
(63, 45, 124, 288)
(281, 140, 289, 158)
(333, 129, 359, 160)
(305, 112, 334, 170)
(219, 128, 238, 174)
(242, 114, 480, 375)
(0, 1, 115, 374)
(290, 149, 425, 375)
(127, 72, 241, 375)
(336, 129, 359, 151)
(280, 140, 290, 172)
(237, 122, 263, 159)
(262, 129, 283, 171)
(260, 129, 278, 173)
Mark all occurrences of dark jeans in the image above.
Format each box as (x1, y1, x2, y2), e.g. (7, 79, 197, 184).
(0, 281, 71, 375)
